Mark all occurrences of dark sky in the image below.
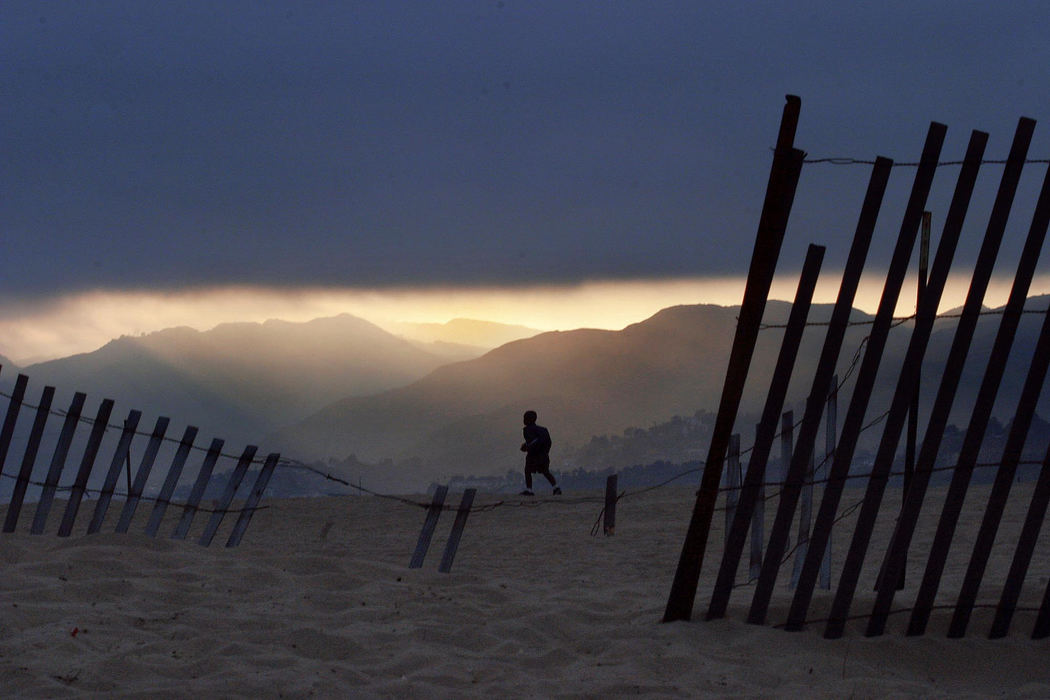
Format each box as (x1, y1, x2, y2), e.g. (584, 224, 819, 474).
(3, 1, 1050, 301)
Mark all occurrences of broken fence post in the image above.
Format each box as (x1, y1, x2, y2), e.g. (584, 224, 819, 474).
(409, 485, 448, 569)
(603, 474, 618, 536)
(438, 488, 477, 573)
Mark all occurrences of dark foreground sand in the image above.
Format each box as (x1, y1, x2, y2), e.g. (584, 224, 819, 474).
(3, 484, 1050, 697)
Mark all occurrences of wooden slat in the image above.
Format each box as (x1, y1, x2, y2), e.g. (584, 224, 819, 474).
(87, 410, 141, 534)
(949, 287, 1050, 635)
(664, 95, 804, 623)
(703, 236, 823, 619)
(786, 124, 948, 633)
(225, 452, 279, 547)
(872, 121, 1046, 636)
(820, 378, 837, 591)
(438, 488, 477, 573)
(1033, 571, 1050, 639)
(143, 426, 199, 537)
(724, 434, 741, 547)
(747, 154, 907, 626)
(199, 445, 257, 547)
(749, 425, 766, 582)
(115, 416, 170, 533)
(780, 413, 794, 487)
(3, 385, 54, 533)
(0, 374, 28, 480)
(991, 440, 1050, 638)
(603, 474, 618, 536)
(912, 192, 1050, 640)
(172, 438, 224, 539)
(57, 399, 114, 536)
(825, 126, 990, 639)
(30, 392, 86, 535)
(791, 450, 815, 589)
(409, 485, 448, 569)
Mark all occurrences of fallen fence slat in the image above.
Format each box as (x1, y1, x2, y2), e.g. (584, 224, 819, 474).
(786, 123, 948, 633)
(225, 452, 279, 548)
(172, 438, 224, 539)
(31, 392, 86, 535)
(409, 485, 448, 569)
(87, 410, 142, 534)
(3, 386, 54, 533)
(58, 398, 115, 536)
(199, 445, 257, 547)
(115, 416, 170, 533)
(438, 488, 477, 573)
(144, 426, 199, 536)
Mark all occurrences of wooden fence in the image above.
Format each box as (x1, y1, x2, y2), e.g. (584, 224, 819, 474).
(0, 370, 279, 547)
(666, 95, 1050, 639)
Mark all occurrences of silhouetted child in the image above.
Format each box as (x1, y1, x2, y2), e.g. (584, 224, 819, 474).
(520, 410, 561, 496)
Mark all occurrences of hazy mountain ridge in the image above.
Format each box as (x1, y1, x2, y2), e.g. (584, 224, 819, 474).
(3, 295, 1048, 495)
(273, 296, 1050, 492)
(16, 313, 449, 446)
(272, 302, 871, 488)
(386, 318, 541, 348)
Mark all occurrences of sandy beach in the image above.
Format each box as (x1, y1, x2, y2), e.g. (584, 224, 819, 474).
(4, 483, 1050, 698)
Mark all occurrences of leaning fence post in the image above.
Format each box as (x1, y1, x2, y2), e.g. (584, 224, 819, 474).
(603, 474, 618, 536)
(784, 125, 947, 635)
(827, 123, 988, 640)
(116, 416, 170, 533)
(172, 438, 224, 540)
(31, 392, 86, 535)
(0, 374, 28, 485)
(780, 412, 793, 486)
(749, 420, 765, 582)
(791, 449, 814, 589)
(439, 488, 477, 573)
(820, 378, 837, 591)
(409, 485, 448, 569)
(992, 439, 1050, 638)
(58, 398, 115, 536)
(88, 410, 141, 534)
(663, 95, 804, 623)
(144, 426, 199, 537)
(3, 386, 54, 533)
(226, 452, 280, 547)
(199, 444, 257, 547)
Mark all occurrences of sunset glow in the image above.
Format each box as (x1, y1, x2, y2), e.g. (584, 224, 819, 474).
(3, 272, 1050, 365)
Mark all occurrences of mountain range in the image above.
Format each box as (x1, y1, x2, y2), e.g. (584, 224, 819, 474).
(5, 314, 523, 447)
(2, 297, 1048, 494)
(271, 296, 1050, 490)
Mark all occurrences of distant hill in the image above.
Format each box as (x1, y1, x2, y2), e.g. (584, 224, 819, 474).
(383, 318, 542, 361)
(271, 302, 875, 487)
(19, 314, 448, 446)
(272, 296, 1050, 491)
(0, 354, 17, 372)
